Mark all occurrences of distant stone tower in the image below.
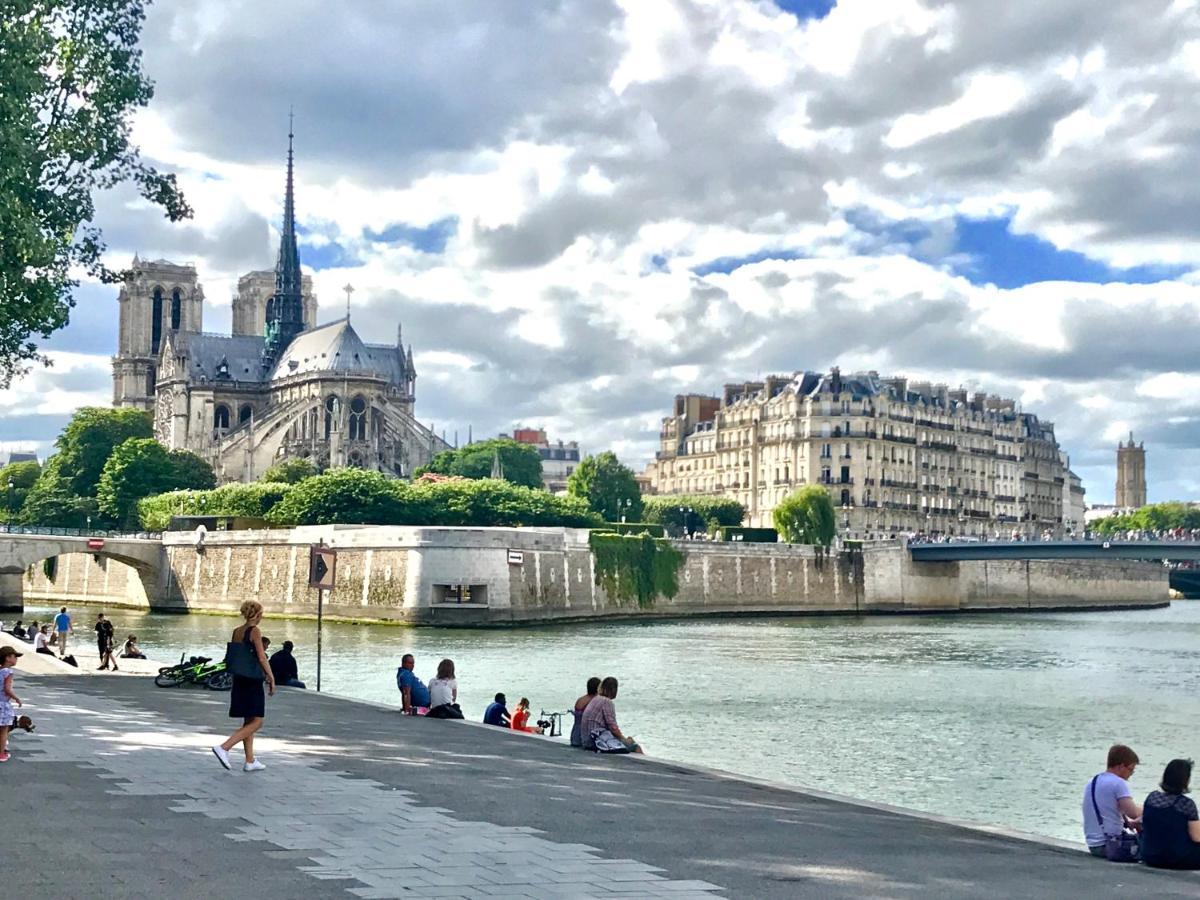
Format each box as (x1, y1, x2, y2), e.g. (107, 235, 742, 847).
(231, 270, 316, 338)
(112, 258, 204, 409)
(1116, 432, 1146, 509)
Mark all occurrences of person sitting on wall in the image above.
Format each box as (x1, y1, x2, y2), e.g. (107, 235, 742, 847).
(1140, 758, 1200, 869)
(511, 697, 543, 734)
(33, 625, 55, 656)
(426, 659, 464, 719)
(9, 622, 25, 640)
(1082, 744, 1142, 857)
(483, 693, 511, 727)
(268, 640, 306, 688)
(120, 635, 147, 659)
(570, 677, 601, 748)
(396, 653, 431, 715)
(23, 621, 37, 643)
(581, 677, 643, 755)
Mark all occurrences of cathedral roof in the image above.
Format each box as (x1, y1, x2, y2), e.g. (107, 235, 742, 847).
(269, 318, 406, 382)
(175, 332, 268, 382)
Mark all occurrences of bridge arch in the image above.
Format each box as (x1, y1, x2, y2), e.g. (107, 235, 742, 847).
(0, 535, 165, 614)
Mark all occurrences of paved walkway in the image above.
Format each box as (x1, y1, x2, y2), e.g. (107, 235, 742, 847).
(5, 675, 1200, 899)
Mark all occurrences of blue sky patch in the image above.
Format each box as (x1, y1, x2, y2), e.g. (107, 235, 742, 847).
(364, 216, 458, 254)
(692, 248, 804, 277)
(300, 239, 361, 270)
(775, 0, 836, 21)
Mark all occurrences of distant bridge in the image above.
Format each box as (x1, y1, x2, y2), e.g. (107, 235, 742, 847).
(909, 541, 1200, 563)
(0, 531, 164, 611)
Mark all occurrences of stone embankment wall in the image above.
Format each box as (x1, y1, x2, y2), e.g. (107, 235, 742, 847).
(21, 526, 1169, 624)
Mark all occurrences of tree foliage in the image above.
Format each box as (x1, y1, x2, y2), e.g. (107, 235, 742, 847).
(588, 531, 684, 608)
(415, 438, 543, 489)
(642, 495, 745, 530)
(96, 437, 213, 526)
(53, 406, 152, 495)
(17, 453, 97, 527)
(773, 485, 837, 546)
(259, 457, 318, 484)
(1092, 502, 1200, 535)
(137, 481, 292, 531)
(566, 451, 642, 522)
(0, 0, 191, 385)
(0, 459, 41, 521)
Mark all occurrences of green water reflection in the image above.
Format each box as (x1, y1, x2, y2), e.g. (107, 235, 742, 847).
(27, 601, 1198, 843)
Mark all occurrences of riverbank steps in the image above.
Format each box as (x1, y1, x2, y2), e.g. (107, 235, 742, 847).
(13, 525, 1169, 623)
(5, 674, 1199, 898)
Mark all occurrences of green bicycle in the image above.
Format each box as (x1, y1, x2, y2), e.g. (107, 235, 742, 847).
(154, 654, 233, 691)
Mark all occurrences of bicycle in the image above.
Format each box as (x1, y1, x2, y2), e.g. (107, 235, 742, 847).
(154, 653, 233, 690)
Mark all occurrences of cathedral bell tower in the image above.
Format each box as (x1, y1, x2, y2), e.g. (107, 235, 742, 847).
(261, 120, 307, 371)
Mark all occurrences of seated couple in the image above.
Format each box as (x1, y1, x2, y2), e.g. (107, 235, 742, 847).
(570, 676, 643, 754)
(482, 694, 543, 733)
(396, 654, 463, 719)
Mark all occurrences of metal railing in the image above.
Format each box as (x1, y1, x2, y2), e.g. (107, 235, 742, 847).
(0, 524, 161, 540)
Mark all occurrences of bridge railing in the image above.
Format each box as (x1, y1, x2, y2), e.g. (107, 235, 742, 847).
(0, 524, 162, 541)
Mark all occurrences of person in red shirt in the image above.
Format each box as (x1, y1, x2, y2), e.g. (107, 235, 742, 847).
(511, 697, 542, 733)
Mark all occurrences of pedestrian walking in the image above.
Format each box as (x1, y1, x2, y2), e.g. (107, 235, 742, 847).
(53, 607, 72, 658)
(94, 613, 118, 671)
(0, 645, 24, 762)
(212, 601, 275, 773)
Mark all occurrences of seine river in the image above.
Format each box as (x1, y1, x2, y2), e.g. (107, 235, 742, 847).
(27, 601, 1198, 844)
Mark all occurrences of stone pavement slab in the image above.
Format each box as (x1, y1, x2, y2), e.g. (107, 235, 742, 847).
(5, 674, 1200, 899)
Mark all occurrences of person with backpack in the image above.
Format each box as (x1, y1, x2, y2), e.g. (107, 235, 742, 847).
(1082, 744, 1142, 859)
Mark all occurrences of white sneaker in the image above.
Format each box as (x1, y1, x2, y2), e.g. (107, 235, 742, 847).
(211, 746, 232, 770)
(243, 759, 266, 772)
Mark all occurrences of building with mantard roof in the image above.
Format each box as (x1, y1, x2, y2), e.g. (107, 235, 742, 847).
(111, 127, 448, 482)
(507, 428, 582, 493)
(645, 368, 1070, 538)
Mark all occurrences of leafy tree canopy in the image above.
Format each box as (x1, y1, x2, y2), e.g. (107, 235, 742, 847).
(416, 438, 543, 489)
(642, 495, 745, 529)
(0, 459, 41, 520)
(567, 451, 643, 522)
(138, 481, 291, 531)
(54, 406, 152, 495)
(18, 454, 97, 528)
(96, 437, 212, 526)
(0, 0, 191, 385)
(259, 457, 318, 484)
(773, 485, 837, 546)
(1092, 502, 1200, 535)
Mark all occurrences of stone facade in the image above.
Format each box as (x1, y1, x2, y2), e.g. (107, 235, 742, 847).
(646, 369, 1070, 538)
(1116, 433, 1147, 510)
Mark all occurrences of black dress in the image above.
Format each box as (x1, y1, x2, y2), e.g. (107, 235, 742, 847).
(1141, 790, 1200, 869)
(228, 627, 265, 721)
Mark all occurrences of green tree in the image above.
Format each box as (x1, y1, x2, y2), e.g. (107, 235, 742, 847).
(773, 485, 837, 546)
(259, 457, 318, 484)
(54, 406, 153, 495)
(416, 438, 543, 489)
(138, 482, 292, 530)
(96, 437, 211, 526)
(0, 0, 191, 386)
(567, 451, 643, 522)
(0, 459, 41, 521)
(642, 495, 745, 530)
(266, 468, 404, 526)
(17, 454, 97, 527)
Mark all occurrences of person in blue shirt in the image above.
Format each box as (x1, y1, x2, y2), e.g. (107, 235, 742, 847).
(483, 693, 511, 727)
(396, 653, 430, 714)
(53, 607, 72, 658)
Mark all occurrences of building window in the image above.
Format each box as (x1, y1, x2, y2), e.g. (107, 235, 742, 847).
(349, 396, 367, 440)
(151, 287, 164, 355)
(238, 404, 252, 424)
(324, 396, 340, 439)
(213, 405, 231, 432)
(146, 366, 156, 397)
(171, 288, 182, 330)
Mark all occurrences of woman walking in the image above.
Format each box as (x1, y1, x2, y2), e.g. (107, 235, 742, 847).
(212, 601, 275, 772)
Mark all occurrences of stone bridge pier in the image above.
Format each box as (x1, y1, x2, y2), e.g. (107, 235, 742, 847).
(0, 534, 165, 613)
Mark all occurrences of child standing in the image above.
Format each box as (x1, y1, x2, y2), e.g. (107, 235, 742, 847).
(0, 644, 24, 762)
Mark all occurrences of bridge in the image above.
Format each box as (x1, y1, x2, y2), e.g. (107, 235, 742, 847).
(0, 530, 165, 612)
(909, 540, 1200, 562)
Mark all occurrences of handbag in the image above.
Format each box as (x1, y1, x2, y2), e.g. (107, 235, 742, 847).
(1090, 775, 1140, 862)
(224, 630, 264, 680)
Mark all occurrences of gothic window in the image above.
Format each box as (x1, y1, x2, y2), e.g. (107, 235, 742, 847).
(151, 287, 164, 354)
(324, 396, 340, 440)
(214, 405, 231, 432)
(238, 405, 252, 424)
(348, 450, 364, 468)
(171, 288, 182, 330)
(349, 396, 367, 441)
(146, 366, 156, 397)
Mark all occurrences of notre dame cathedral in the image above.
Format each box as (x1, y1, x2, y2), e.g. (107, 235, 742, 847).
(111, 129, 448, 483)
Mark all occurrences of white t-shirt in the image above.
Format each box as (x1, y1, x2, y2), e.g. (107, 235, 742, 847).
(428, 677, 457, 708)
(1082, 771, 1133, 846)
(33, 631, 49, 651)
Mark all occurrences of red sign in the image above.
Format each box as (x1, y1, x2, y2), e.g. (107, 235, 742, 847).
(86, 538, 105, 551)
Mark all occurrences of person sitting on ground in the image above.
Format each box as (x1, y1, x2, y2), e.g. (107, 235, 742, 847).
(396, 653, 431, 715)
(1141, 758, 1200, 869)
(33, 625, 54, 656)
(581, 677, 643, 755)
(426, 658, 464, 719)
(511, 697, 543, 734)
(268, 640, 306, 688)
(570, 676, 601, 748)
(483, 692, 511, 727)
(24, 621, 37, 643)
(1082, 743, 1142, 856)
(9, 621, 24, 640)
(120, 635, 146, 659)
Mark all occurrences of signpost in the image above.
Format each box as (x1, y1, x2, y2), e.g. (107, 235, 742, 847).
(308, 543, 337, 691)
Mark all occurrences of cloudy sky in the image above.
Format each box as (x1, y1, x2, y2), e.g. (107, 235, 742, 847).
(3, 0, 1199, 503)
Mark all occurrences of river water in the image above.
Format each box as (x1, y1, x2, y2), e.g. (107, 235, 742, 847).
(24, 601, 1199, 844)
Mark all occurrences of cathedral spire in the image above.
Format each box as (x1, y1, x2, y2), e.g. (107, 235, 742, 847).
(262, 114, 306, 370)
